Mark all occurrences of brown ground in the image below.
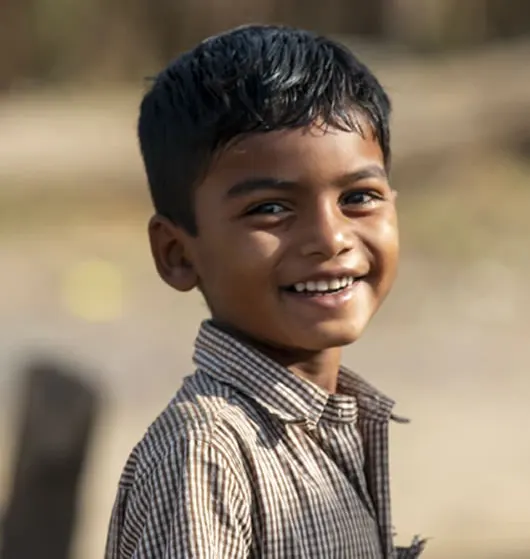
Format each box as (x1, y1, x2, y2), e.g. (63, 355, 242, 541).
(0, 86, 529, 558)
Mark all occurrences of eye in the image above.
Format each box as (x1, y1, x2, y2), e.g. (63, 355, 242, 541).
(341, 190, 382, 207)
(246, 202, 288, 216)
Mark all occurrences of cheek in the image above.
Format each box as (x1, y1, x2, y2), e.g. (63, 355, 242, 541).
(363, 212, 399, 266)
(195, 229, 284, 287)
(379, 218, 399, 254)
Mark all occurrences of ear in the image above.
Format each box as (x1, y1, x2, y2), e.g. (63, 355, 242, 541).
(148, 214, 199, 292)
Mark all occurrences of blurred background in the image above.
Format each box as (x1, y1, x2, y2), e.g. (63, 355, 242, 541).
(0, 0, 529, 557)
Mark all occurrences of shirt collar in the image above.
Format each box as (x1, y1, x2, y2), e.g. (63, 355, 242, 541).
(193, 320, 400, 427)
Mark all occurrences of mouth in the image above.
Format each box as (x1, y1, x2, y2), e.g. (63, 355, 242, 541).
(283, 275, 361, 297)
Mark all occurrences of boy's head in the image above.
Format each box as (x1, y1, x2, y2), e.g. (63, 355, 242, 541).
(141, 25, 398, 353)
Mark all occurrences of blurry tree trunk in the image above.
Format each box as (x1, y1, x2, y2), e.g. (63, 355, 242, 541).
(0, 362, 98, 559)
(485, 0, 530, 40)
(0, 0, 35, 89)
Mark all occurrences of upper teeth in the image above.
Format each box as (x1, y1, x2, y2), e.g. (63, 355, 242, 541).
(293, 277, 354, 293)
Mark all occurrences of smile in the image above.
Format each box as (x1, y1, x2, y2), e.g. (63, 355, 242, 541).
(285, 276, 358, 296)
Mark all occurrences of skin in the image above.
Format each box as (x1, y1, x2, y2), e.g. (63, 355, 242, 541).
(149, 117, 399, 393)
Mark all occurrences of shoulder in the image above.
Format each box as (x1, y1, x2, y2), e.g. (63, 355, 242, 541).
(107, 370, 256, 557)
(117, 369, 253, 494)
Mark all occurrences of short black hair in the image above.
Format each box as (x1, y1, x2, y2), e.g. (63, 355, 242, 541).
(139, 24, 391, 235)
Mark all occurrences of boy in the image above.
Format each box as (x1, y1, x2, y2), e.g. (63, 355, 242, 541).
(106, 25, 426, 558)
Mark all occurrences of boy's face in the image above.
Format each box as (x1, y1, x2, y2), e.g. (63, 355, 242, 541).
(150, 117, 398, 353)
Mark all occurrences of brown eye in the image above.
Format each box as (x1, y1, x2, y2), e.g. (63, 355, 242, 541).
(246, 202, 287, 215)
(341, 190, 382, 207)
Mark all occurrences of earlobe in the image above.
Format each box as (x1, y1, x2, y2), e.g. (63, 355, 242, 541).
(148, 215, 199, 292)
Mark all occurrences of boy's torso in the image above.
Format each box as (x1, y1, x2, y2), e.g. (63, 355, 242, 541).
(106, 321, 420, 558)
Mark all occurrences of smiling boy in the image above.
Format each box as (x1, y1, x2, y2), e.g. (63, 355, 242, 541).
(106, 25, 425, 558)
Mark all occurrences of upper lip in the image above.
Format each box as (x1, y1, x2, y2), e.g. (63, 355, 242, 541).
(283, 267, 367, 287)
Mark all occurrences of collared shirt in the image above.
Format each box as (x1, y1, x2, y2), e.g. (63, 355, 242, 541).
(106, 321, 425, 558)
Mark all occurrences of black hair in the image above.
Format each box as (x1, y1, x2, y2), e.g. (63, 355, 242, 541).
(139, 24, 391, 235)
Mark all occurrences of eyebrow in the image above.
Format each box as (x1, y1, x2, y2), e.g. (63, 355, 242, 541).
(225, 177, 298, 199)
(224, 164, 387, 199)
(334, 165, 387, 186)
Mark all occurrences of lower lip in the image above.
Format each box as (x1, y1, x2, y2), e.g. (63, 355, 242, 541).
(282, 282, 359, 310)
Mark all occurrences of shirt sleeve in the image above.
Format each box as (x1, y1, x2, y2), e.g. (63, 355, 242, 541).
(106, 437, 252, 559)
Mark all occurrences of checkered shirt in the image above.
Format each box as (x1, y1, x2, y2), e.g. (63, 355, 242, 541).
(106, 320, 425, 558)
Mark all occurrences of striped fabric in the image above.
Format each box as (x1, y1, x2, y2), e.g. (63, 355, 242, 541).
(106, 320, 425, 558)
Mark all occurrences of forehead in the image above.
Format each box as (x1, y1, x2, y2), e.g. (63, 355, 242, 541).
(203, 121, 385, 187)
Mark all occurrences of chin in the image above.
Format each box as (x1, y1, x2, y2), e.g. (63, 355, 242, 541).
(295, 321, 368, 351)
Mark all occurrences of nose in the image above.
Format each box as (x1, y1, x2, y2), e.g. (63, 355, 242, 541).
(299, 198, 353, 259)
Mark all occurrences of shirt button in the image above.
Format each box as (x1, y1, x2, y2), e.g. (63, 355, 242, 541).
(305, 420, 317, 431)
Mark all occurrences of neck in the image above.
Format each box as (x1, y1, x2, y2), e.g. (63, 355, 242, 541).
(212, 320, 342, 393)
(283, 349, 343, 394)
